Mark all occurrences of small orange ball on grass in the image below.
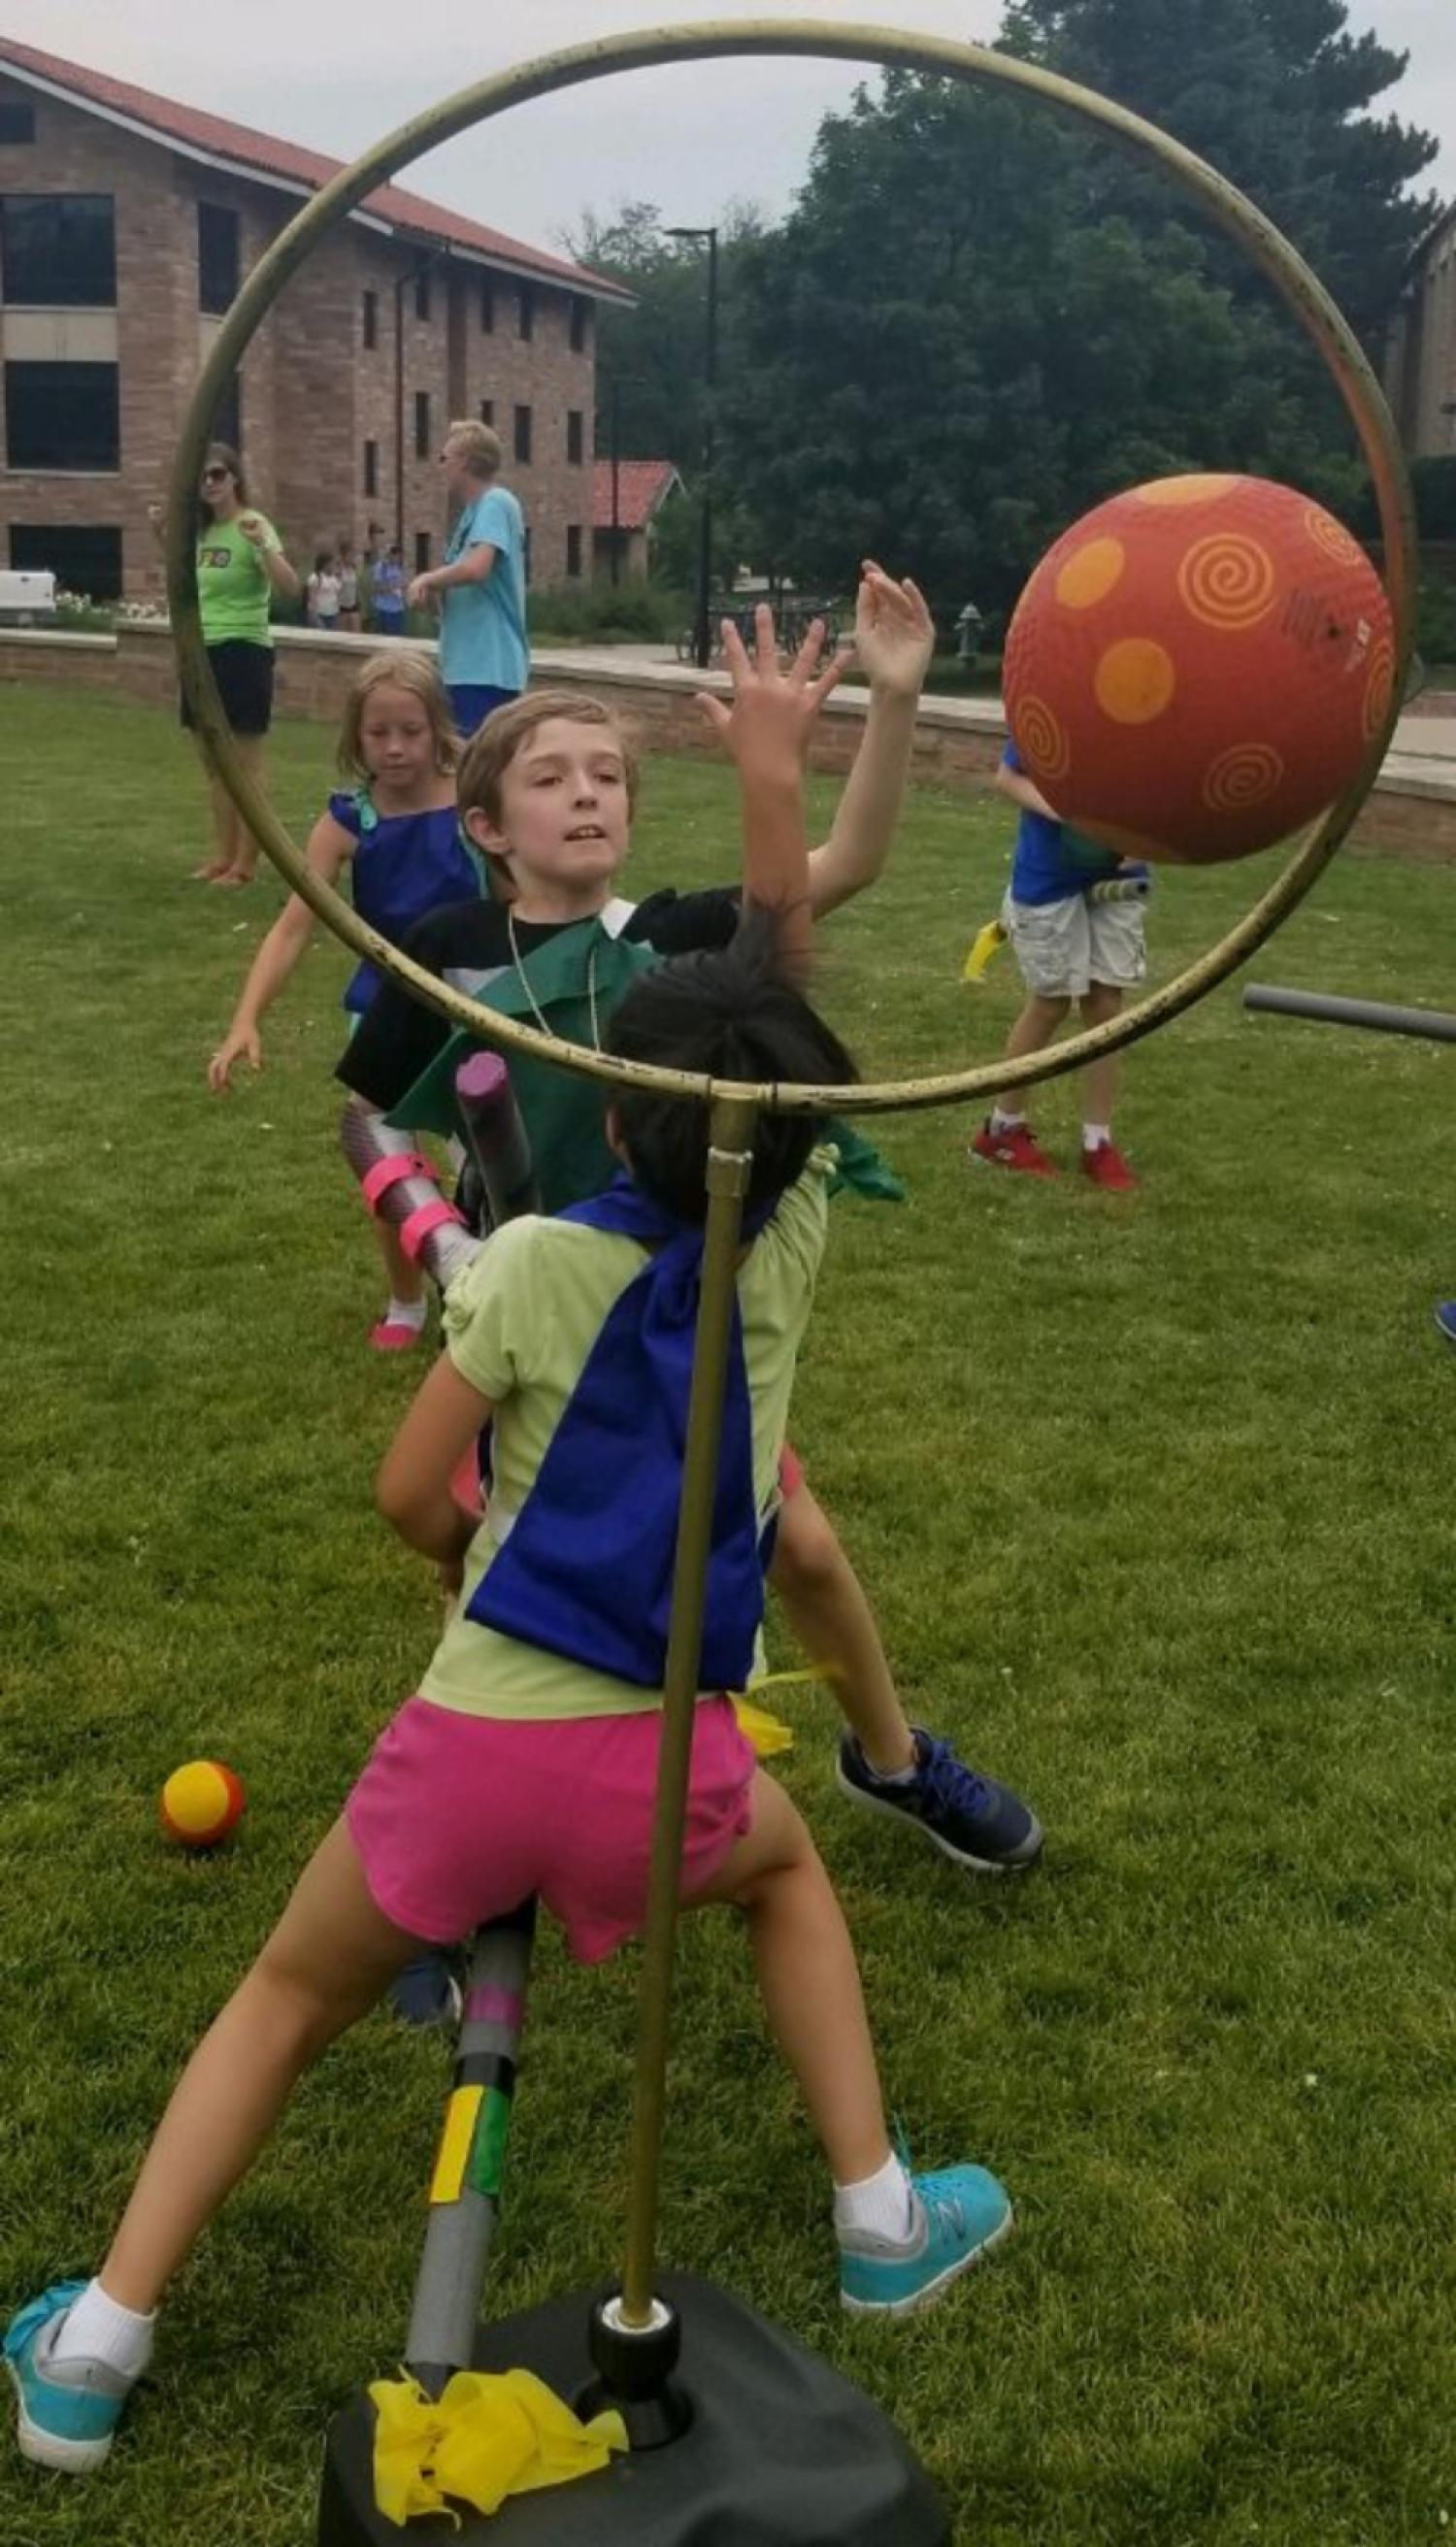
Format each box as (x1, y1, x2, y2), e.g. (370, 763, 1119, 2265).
(159, 1759, 247, 1849)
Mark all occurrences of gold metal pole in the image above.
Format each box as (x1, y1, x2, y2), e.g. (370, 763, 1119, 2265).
(619, 1091, 757, 2326)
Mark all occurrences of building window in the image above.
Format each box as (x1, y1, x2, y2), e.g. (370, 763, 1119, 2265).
(566, 524, 583, 579)
(570, 295, 588, 353)
(513, 403, 532, 464)
(414, 530, 431, 573)
(11, 520, 121, 599)
(0, 103, 36, 146)
(480, 398, 494, 427)
(414, 270, 432, 322)
(364, 438, 379, 498)
(197, 203, 240, 314)
(362, 288, 379, 350)
(4, 361, 119, 470)
(211, 373, 242, 455)
(480, 278, 495, 333)
(567, 409, 584, 465)
(517, 282, 534, 342)
(414, 391, 430, 459)
(0, 194, 116, 307)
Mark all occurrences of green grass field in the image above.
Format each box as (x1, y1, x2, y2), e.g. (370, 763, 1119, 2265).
(1, 683, 1452, 2547)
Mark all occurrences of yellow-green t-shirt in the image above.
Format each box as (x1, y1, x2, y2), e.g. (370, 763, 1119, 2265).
(420, 1150, 835, 1723)
(196, 513, 281, 646)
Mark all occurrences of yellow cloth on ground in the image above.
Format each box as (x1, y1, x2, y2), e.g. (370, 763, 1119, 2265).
(370, 2366, 627, 2528)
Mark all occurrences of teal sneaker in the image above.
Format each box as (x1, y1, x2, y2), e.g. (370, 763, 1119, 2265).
(839, 2166, 1013, 2317)
(4, 2282, 133, 2472)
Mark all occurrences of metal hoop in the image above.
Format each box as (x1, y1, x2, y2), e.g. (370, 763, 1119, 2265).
(170, 18, 1418, 1118)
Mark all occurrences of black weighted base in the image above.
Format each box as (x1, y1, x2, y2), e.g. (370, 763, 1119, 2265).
(317, 2271, 949, 2545)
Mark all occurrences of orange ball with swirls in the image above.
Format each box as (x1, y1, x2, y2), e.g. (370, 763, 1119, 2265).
(1002, 474, 1395, 865)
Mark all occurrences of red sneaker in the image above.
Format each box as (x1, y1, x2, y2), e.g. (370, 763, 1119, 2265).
(970, 1121, 1059, 1177)
(1080, 1138, 1138, 1192)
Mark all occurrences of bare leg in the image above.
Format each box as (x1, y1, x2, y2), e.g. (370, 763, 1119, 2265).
(687, 1770, 890, 2188)
(99, 1820, 420, 2315)
(377, 1218, 424, 1309)
(1004, 991, 1071, 1067)
(192, 744, 233, 878)
(1077, 980, 1123, 1125)
(218, 735, 268, 881)
(770, 1487, 914, 1775)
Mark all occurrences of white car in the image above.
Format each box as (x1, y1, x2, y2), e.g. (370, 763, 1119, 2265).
(0, 569, 57, 627)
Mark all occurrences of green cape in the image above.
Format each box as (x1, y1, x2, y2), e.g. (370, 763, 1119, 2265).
(383, 913, 904, 1210)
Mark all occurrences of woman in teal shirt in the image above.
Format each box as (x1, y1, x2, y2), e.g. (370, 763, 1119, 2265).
(154, 443, 300, 885)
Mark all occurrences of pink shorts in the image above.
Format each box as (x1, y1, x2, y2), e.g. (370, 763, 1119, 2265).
(346, 1693, 754, 1964)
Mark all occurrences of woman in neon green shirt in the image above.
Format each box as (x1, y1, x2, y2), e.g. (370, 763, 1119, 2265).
(153, 443, 299, 885)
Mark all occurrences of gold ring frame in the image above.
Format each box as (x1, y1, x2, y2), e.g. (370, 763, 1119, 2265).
(169, 18, 1418, 1121)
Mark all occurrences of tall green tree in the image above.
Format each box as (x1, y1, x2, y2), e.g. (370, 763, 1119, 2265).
(720, 2, 1439, 614)
(560, 199, 763, 480)
(1000, 0, 1439, 337)
(722, 72, 1367, 616)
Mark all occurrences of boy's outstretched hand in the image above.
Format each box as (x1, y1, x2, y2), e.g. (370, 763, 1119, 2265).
(696, 602, 846, 776)
(698, 605, 845, 977)
(851, 560, 935, 699)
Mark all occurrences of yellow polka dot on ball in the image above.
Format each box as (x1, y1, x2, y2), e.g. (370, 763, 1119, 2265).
(160, 1759, 246, 1849)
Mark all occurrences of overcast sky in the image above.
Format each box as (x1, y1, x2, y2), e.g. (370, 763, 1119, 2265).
(12, 0, 1454, 256)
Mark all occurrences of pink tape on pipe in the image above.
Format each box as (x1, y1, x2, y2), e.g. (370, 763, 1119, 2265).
(360, 1151, 432, 1211)
(399, 1198, 464, 1263)
(464, 1984, 526, 2030)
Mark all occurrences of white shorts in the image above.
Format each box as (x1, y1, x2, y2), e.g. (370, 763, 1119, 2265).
(1002, 890, 1146, 1001)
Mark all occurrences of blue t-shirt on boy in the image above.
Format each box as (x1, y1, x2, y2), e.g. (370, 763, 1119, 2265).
(1003, 740, 1122, 907)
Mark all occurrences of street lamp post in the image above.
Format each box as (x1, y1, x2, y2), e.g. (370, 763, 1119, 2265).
(665, 224, 718, 671)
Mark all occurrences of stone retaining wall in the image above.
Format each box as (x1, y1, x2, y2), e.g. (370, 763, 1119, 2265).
(2, 621, 1451, 856)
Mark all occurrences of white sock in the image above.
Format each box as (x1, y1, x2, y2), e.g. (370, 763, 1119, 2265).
(834, 2151, 916, 2246)
(50, 2279, 155, 2379)
(989, 1106, 1025, 1136)
(1082, 1122, 1111, 1151)
(383, 1293, 426, 1331)
(860, 1737, 920, 1790)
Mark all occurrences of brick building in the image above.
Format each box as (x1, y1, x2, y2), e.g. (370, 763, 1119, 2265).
(0, 36, 630, 601)
(1385, 202, 1456, 460)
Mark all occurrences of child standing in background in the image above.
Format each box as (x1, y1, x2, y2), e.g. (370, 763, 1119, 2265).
(970, 740, 1146, 1189)
(209, 650, 479, 1348)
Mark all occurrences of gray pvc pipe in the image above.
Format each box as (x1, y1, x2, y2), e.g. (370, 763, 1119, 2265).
(1243, 985, 1456, 1044)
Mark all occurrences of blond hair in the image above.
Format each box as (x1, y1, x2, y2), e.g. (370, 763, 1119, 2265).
(443, 418, 503, 480)
(457, 689, 640, 826)
(337, 649, 459, 780)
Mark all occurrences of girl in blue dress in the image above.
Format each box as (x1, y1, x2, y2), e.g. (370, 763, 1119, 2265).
(209, 650, 480, 1348)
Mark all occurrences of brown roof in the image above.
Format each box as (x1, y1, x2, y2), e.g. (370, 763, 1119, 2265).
(0, 34, 630, 301)
(592, 459, 683, 532)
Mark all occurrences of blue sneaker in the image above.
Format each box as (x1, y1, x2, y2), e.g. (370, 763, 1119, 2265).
(837, 1729, 1043, 1873)
(840, 2166, 1014, 2316)
(4, 2282, 132, 2472)
(1434, 1303, 1456, 1345)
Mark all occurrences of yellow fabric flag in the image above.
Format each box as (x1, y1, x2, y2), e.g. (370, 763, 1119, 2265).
(731, 1696, 795, 1757)
(370, 2366, 627, 2528)
(962, 917, 1008, 981)
(731, 1664, 841, 1757)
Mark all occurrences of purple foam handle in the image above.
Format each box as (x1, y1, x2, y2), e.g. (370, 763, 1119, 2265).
(454, 1050, 541, 1228)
